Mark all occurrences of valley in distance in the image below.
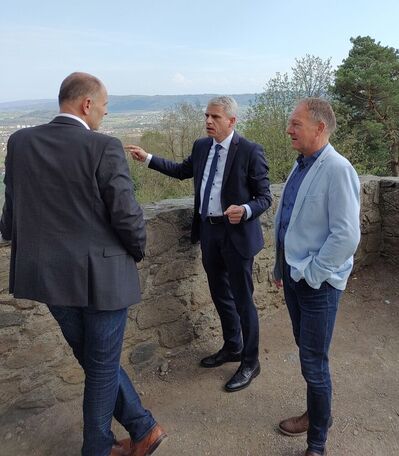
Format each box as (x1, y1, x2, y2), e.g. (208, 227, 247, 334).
(0, 93, 255, 206)
(0, 92, 255, 163)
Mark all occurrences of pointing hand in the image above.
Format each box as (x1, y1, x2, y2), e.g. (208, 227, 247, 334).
(125, 145, 148, 162)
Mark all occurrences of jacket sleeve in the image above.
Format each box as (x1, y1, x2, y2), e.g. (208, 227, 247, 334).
(246, 143, 272, 219)
(0, 136, 15, 240)
(148, 141, 195, 180)
(96, 137, 146, 262)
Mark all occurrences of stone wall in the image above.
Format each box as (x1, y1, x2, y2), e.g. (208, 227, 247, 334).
(380, 179, 399, 264)
(354, 176, 399, 269)
(0, 177, 398, 420)
(354, 176, 382, 270)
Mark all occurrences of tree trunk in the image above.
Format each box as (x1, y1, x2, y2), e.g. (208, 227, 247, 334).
(390, 141, 399, 176)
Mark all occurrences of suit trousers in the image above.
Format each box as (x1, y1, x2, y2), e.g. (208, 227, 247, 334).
(282, 257, 341, 454)
(48, 305, 156, 456)
(200, 220, 259, 366)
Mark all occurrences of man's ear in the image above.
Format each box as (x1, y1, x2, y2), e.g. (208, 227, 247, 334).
(317, 121, 326, 136)
(229, 116, 237, 128)
(82, 97, 92, 115)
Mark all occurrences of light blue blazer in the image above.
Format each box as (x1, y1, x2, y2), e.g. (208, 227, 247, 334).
(274, 144, 361, 290)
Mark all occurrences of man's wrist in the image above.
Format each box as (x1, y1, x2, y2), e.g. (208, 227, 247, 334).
(144, 153, 153, 167)
(242, 204, 251, 220)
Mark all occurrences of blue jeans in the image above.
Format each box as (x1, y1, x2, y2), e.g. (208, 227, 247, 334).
(282, 259, 342, 455)
(48, 305, 156, 456)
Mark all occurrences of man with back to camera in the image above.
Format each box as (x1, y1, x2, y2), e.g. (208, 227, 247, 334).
(273, 98, 361, 455)
(126, 96, 272, 392)
(0, 72, 167, 456)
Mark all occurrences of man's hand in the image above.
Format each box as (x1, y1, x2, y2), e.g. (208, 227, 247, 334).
(224, 205, 245, 224)
(125, 145, 148, 162)
(274, 279, 283, 289)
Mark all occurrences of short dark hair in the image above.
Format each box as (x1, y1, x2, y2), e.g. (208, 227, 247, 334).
(58, 72, 103, 106)
(299, 97, 337, 135)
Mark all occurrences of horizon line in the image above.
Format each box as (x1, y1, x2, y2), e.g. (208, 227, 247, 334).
(0, 92, 259, 105)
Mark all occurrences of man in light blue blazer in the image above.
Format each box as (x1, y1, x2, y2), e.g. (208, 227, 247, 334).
(273, 98, 361, 456)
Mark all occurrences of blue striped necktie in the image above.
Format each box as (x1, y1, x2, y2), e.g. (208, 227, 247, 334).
(201, 144, 222, 221)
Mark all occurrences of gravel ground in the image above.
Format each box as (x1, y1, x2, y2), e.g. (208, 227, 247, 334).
(2, 260, 399, 456)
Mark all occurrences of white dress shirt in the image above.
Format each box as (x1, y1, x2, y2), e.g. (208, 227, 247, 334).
(199, 132, 233, 217)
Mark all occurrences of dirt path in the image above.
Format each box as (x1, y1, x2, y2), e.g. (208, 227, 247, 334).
(2, 260, 399, 456)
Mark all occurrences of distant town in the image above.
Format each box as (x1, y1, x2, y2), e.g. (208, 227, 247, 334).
(0, 109, 164, 207)
(0, 92, 255, 165)
(0, 110, 164, 163)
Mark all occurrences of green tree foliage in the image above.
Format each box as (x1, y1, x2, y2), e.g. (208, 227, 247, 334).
(160, 102, 205, 161)
(243, 55, 334, 182)
(128, 102, 205, 202)
(332, 36, 399, 176)
(243, 74, 293, 182)
(292, 55, 334, 99)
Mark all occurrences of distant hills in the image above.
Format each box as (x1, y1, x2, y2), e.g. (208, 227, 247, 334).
(0, 94, 257, 113)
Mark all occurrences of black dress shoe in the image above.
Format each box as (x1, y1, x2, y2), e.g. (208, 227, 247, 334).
(200, 349, 242, 368)
(224, 361, 260, 392)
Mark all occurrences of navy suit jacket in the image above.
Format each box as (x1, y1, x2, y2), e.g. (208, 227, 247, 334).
(149, 132, 272, 258)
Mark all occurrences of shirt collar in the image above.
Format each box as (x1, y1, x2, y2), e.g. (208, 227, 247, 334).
(55, 113, 90, 130)
(297, 144, 327, 169)
(212, 130, 234, 151)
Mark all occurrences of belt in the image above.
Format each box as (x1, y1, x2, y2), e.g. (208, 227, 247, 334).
(207, 216, 225, 224)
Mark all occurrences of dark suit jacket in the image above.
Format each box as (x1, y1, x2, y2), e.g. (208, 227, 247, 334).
(0, 116, 146, 310)
(149, 132, 272, 258)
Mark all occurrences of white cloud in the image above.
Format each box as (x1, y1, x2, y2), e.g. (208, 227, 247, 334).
(172, 72, 190, 85)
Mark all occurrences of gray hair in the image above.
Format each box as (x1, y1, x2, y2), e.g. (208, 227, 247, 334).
(58, 72, 104, 106)
(298, 97, 336, 135)
(207, 96, 238, 118)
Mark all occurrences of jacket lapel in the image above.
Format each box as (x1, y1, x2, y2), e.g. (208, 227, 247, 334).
(222, 132, 239, 189)
(288, 144, 333, 226)
(195, 138, 213, 194)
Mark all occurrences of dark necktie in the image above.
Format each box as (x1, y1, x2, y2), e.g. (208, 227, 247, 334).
(201, 144, 222, 221)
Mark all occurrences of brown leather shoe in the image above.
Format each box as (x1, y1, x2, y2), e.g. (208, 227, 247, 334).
(127, 424, 167, 456)
(279, 411, 309, 436)
(279, 411, 333, 436)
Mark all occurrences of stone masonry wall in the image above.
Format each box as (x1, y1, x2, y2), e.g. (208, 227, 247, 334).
(0, 177, 398, 421)
(380, 179, 399, 265)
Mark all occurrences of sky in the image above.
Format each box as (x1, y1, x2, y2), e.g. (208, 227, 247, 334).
(1, 0, 398, 102)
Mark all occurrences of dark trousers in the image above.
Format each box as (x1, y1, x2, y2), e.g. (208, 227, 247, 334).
(48, 305, 156, 456)
(282, 258, 341, 454)
(200, 220, 259, 366)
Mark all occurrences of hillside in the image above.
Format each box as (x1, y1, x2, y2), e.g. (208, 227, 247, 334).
(0, 93, 256, 114)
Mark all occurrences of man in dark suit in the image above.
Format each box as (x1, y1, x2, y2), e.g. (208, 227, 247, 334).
(127, 96, 272, 392)
(0, 72, 166, 456)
